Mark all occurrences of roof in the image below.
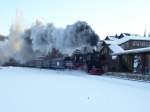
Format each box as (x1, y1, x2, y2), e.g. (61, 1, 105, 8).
(120, 33, 140, 37)
(109, 44, 124, 54)
(115, 36, 150, 45)
(112, 47, 150, 55)
(102, 34, 150, 56)
(103, 40, 116, 45)
(105, 36, 119, 41)
(103, 36, 150, 45)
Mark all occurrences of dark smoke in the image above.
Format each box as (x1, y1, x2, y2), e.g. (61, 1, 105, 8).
(65, 21, 99, 46)
(29, 20, 99, 55)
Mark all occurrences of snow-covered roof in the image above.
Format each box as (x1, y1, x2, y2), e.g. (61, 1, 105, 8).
(121, 33, 141, 37)
(105, 36, 119, 41)
(109, 36, 119, 41)
(115, 36, 150, 45)
(103, 36, 150, 45)
(103, 40, 116, 45)
(109, 44, 124, 53)
(103, 35, 150, 55)
(112, 47, 150, 55)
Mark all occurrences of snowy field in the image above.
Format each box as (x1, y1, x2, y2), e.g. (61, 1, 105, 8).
(0, 67, 150, 112)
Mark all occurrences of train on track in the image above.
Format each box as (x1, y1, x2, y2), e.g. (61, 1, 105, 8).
(3, 49, 104, 75)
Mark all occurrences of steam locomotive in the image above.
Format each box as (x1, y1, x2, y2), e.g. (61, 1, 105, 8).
(47, 49, 103, 75)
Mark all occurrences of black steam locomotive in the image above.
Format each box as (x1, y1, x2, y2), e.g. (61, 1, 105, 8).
(70, 49, 103, 75)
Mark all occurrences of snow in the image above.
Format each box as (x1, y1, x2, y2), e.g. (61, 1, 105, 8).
(0, 67, 150, 112)
(109, 44, 124, 53)
(104, 40, 116, 45)
(114, 36, 150, 45)
(105, 36, 119, 41)
(104, 36, 150, 45)
(103, 35, 150, 55)
(112, 47, 150, 55)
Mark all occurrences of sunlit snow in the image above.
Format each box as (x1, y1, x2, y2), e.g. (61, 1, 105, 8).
(0, 67, 150, 112)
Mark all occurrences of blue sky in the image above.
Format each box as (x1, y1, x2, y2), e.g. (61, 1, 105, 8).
(0, 0, 150, 39)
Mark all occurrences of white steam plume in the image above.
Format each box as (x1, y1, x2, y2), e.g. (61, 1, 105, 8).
(0, 12, 34, 65)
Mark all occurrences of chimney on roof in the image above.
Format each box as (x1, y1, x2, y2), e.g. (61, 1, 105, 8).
(144, 26, 147, 37)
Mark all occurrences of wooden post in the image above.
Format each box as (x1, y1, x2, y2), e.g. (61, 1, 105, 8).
(118, 55, 122, 72)
(131, 54, 134, 73)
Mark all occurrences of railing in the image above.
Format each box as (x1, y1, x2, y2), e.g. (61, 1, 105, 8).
(104, 72, 150, 82)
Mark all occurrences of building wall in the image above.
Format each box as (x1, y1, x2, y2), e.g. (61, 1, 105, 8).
(120, 40, 150, 50)
(100, 46, 119, 72)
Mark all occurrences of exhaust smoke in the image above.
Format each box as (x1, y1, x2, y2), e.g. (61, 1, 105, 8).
(0, 16, 100, 65)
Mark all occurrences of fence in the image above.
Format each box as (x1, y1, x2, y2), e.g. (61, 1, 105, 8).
(104, 72, 150, 82)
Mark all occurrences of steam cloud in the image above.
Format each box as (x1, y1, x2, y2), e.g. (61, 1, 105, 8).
(0, 15, 99, 65)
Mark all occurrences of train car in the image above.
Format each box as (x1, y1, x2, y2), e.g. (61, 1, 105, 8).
(72, 49, 85, 70)
(50, 58, 65, 69)
(13, 49, 103, 75)
(64, 56, 73, 69)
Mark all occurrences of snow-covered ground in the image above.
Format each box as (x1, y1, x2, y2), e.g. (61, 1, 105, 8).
(0, 67, 150, 112)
